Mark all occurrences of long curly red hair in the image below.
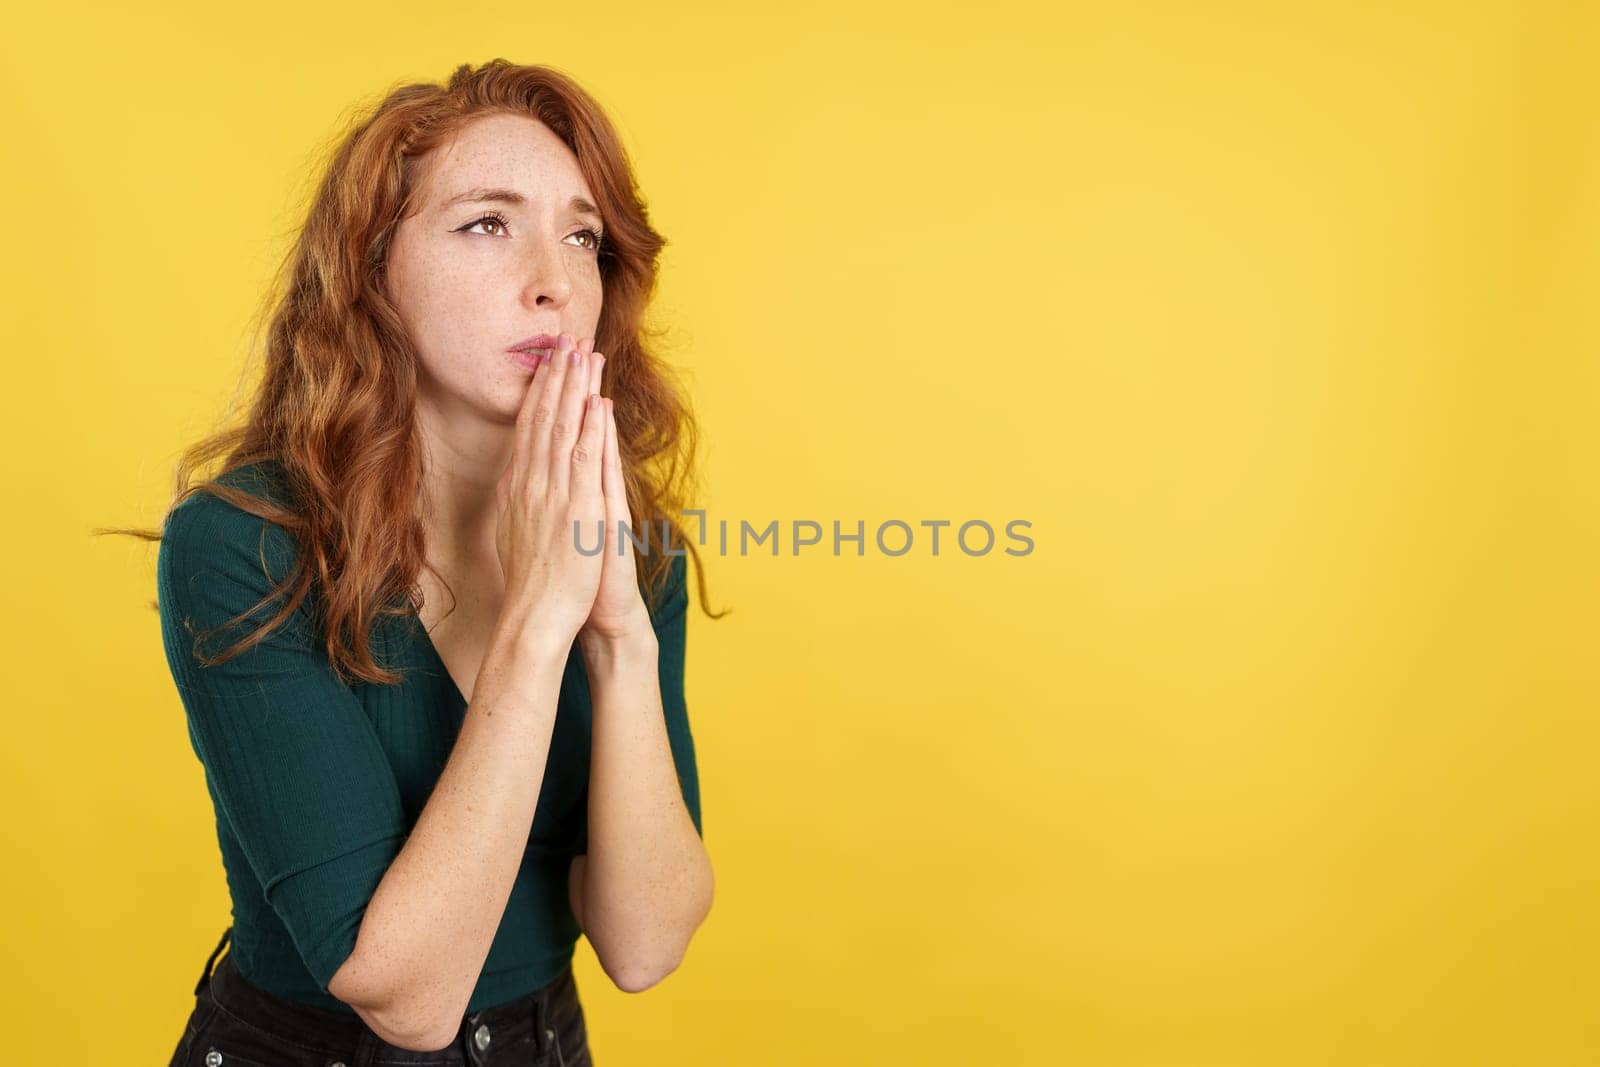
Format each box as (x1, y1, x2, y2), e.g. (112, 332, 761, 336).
(100, 59, 723, 685)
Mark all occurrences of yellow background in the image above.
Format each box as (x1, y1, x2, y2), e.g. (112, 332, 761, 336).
(3, 1, 1596, 1063)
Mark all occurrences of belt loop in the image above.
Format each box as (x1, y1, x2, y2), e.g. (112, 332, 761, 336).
(193, 926, 232, 996)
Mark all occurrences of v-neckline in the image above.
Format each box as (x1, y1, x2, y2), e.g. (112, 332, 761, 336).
(409, 613, 470, 708)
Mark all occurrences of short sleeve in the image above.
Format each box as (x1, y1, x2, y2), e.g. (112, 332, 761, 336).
(573, 552, 702, 855)
(156, 489, 409, 993)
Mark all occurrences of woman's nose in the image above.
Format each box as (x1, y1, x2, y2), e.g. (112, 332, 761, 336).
(521, 244, 574, 306)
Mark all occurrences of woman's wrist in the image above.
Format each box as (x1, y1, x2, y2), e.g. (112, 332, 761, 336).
(577, 623, 657, 674)
(489, 604, 580, 674)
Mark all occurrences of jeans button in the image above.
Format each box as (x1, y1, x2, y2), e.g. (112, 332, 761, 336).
(205, 1051, 222, 1067)
(474, 1022, 492, 1050)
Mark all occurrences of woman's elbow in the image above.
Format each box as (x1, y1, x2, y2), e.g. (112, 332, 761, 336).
(327, 945, 458, 1051)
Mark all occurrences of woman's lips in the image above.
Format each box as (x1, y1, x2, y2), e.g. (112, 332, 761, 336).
(508, 348, 551, 371)
(508, 332, 560, 371)
(508, 333, 561, 353)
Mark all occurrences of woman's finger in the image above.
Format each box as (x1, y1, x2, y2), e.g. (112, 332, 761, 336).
(508, 344, 559, 497)
(549, 338, 594, 495)
(572, 380, 607, 503)
(525, 333, 577, 483)
(579, 350, 608, 506)
(589, 345, 605, 397)
(601, 397, 635, 556)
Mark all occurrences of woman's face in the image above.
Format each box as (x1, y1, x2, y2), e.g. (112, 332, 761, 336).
(384, 111, 605, 441)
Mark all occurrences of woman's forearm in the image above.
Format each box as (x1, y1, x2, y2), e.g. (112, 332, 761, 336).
(328, 618, 570, 1050)
(577, 629, 714, 991)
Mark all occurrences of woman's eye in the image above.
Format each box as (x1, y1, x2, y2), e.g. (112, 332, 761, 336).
(456, 214, 601, 253)
(461, 214, 508, 237)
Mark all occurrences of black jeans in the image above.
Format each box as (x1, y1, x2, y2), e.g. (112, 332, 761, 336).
(168, 928, 594, 1066)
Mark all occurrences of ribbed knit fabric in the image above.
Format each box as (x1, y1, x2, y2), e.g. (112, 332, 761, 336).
(156, 460, 702, 1014)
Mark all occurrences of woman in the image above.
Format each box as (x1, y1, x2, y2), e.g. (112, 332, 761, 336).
(132, 59, 717, 1064)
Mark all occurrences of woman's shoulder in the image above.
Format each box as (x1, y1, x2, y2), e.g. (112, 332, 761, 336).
(160, 459, 302, 583)
(166, 457, 292, 523)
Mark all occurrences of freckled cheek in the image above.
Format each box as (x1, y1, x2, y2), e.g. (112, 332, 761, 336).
(399, 266, 482, 358)
(575, 275, 605, 317)
(409, 262, 500, 335)
(419, 254, 482, 293)
(433, 307, 490, 364)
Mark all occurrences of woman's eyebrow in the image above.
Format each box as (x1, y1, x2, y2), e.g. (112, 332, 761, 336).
(441, 186, 602, 221)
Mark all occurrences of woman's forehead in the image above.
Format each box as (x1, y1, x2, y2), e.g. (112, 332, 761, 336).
(418, 114, 591, 207)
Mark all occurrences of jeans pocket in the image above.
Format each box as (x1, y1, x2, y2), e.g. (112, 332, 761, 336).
(168, 1001, 217, 1067)
(543, 1024, 567, 1067)
(184, 1047, 280, 1067)
(184, 1003, 336, 1067)
(548, 1012, 592, 1067)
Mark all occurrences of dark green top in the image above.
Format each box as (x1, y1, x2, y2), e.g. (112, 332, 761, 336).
(156, 460, 702, 1014)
